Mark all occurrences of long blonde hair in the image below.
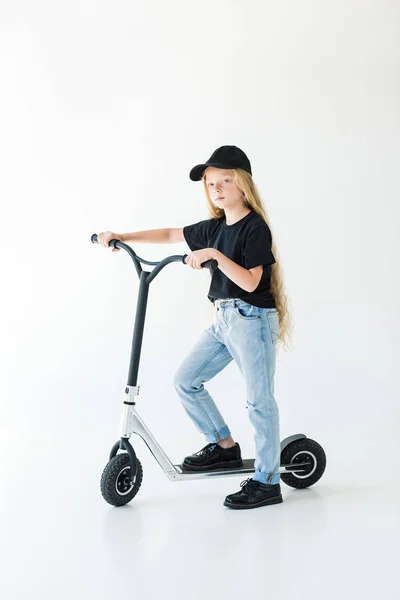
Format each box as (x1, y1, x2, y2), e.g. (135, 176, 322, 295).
(201, 167, 293, 352)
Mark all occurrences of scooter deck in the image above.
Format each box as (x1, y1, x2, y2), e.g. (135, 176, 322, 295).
(178, 458, 255, 473)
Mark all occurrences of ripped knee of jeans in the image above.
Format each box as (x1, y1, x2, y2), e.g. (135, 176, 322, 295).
(246, 400, 256, 412)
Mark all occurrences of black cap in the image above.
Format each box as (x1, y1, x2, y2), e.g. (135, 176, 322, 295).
(189, 145, 252, 181)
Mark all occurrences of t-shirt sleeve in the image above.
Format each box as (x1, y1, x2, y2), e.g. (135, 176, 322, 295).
(183, 219, 213, 251)
(243, 222, 276, 269)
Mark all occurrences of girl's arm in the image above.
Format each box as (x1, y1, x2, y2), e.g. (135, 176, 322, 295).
(121, 228, 184, 244)
(210, 249, 263, 293)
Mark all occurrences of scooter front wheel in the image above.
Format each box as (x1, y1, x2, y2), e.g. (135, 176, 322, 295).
(100, 452, 143, 506)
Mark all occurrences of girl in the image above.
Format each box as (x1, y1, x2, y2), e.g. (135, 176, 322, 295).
(98, 144, 292, 510)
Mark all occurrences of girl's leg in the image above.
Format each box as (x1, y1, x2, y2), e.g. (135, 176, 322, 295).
(225, 305, 281, 484)
(173, 323, 234, 443)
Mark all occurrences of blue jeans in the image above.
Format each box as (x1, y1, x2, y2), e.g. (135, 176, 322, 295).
(173, 298, 281, 485)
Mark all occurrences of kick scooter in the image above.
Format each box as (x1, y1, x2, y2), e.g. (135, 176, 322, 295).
(91, 234, 327, 506)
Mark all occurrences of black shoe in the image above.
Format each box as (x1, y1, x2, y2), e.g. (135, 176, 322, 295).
(224, 478, 283, 509)
(182, 442, 243, 471)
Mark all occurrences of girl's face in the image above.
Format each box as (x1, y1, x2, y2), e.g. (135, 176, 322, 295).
(204, 167, 243, 209)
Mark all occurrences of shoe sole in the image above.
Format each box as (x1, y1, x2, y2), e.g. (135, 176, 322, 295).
(223, 494, 283, 509)
(181, 459, 244, 471)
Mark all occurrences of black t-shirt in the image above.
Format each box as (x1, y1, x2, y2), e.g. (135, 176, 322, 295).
(183, 210, 276, 308)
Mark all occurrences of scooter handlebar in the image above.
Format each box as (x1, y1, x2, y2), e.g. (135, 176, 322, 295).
(91, 234, 218, 270)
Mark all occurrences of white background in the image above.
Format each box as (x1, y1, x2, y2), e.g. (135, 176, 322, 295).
(1, 1, 399, 599)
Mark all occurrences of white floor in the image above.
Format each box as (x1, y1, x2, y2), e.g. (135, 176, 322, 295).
(1, 433, 399, 600)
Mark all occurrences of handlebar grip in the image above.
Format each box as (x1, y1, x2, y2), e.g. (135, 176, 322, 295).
(201, 259, 218, 270)
(182, 254, 218, 270)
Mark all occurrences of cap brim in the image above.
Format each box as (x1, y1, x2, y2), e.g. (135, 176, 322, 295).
(189, 162, 235, 181)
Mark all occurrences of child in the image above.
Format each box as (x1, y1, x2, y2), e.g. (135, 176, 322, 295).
(98, 144, 292, 510)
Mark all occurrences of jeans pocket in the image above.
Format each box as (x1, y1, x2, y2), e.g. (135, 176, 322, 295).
(235, 302, 261, 321)
(266, 311, 280, 344)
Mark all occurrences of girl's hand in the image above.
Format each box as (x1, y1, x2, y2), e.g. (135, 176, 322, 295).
(98, 231, 121, 252)
(185, 248, 216, 270)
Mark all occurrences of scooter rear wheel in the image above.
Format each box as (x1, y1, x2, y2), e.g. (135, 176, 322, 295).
(280, 438, 326, 489)
(100, 452, 143, 506)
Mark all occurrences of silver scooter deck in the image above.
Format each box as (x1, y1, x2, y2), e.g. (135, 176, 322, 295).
(169, 458, 311, 481)
(118, 402, 308, 483)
